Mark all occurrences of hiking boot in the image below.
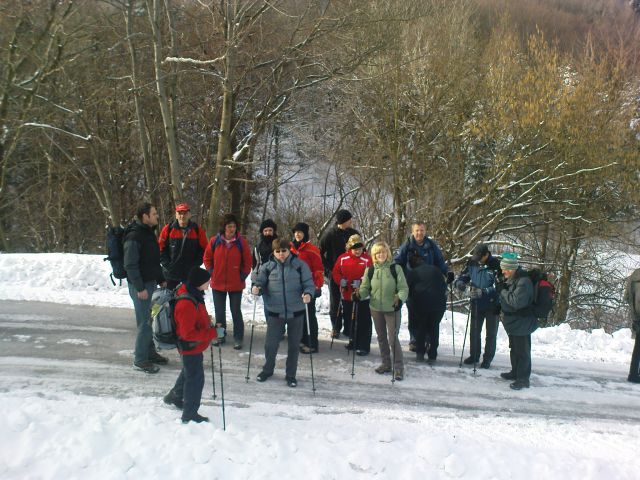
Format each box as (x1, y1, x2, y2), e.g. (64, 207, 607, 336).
(133, 361, 159, 374)
(213, 337, 226, 346)
(509, 380, 530, 390)
(256, 371, 272, 382)
(182, 413, 209, 424)
(394, 370, 404, 381)
(331, 330, 340, 339)
(163, 390, 183, 409)
(286, 376, 297, 388)
(480, 360, 491, 369)
(408, 342, 417, 352)
(463, 356, 477, 365)
(300, 345, 317, 354)
(628, 375, 640, 384)
(233, 342, 243, 350)
(416, 353, 425, 362)
(426, 357, 437, 366)
(375, 364, 391, 374)
(500, 371, 516, 380)
(149, 352, 169, 365)
(355, 350, 369, 356)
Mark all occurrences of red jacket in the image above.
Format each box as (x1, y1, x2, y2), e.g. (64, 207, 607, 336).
(290, 241, 324, 290)
(158, 220, 208, 282)
(203, 233, 252, 292)
(174, 284, 217, 355)
(332, 251, 372, 301)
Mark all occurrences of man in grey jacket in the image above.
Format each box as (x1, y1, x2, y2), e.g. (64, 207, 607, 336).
(496, 252, 538, 390)
(625, 268, 640, 383)
(252, 237, 315, 387)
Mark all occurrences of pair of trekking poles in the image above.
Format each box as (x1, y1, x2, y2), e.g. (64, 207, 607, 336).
(329, 295, 360, 379)
(209, 337, 226, 431)
(243, 298, 317, 394)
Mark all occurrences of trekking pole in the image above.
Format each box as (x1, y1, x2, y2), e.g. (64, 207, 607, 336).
(391, 315, 397, 385)
(331, 295, 342, 350)
(218, 343, 226, 431)
(449, 283, 455, 356)
(473, 301, 478, 376)
(305, 302, 316, 394)
(458, 305, 471, 368)
(210, 345, 217, 399)
(245, 299, 257, 383)
(350, 299, 359, 378)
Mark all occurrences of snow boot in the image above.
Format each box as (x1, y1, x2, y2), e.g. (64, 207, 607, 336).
(133, 361, 159, 374)
(375, 364, 391, 374)
(182, 413, 209, 424)
(500, 371, 516, 380)
(163, 389, 183, 409)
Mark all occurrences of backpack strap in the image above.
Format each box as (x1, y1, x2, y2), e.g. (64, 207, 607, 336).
(175, 293, 198, 307)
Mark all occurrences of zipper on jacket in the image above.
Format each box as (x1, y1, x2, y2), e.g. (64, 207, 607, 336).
(281, 259, 288, 319)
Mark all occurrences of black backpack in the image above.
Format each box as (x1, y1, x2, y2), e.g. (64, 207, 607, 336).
(526, 269, 555, 319)
(367, 263, 402, 311)
(104, 226, 127, 286)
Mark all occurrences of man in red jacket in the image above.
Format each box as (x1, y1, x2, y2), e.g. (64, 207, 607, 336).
(158, 203, 208, 290)
(203, 213, 252, 350)
(290, 222, 324, 353)
(163, 266, 219, 423)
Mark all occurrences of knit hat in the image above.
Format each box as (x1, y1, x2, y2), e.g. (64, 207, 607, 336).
(291, 222, 310, 242)
(346, 234, 364, 250)
(259, 218, 277, 233)
(188, 266, 210, 287)
(471, 243, 490, 262)
(175, 203, 190, 212)
(336, 209, 352, 225)
(500, 252, 519, 271)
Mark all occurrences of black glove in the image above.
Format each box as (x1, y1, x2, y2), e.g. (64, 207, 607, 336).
(314, 288, 322, 299)
(352, 289, 360, 301)
(446, 271, 455, 284)
(495, 281, 507, 293)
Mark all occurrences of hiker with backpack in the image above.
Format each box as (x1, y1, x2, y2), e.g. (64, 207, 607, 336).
(358, 241, 409, 380)
(625, 267, 640, 384)
(454, 243, 502, 369)
(163, 266, 220, 423)
(158, 203, 208, 290)
(123, 202, 168, 374)
(496, 252, 538, 390)
(405, 253, 447, 365)
(290, 222, 324, 354)
(394, 222, 454, 352)
(319, 209, 360, 340)
(251, 238, 315, 387)
(203, 213, 252, 350)
(332, 234, 373, 355)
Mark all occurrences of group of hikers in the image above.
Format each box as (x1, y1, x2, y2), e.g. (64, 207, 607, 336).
(120, 202, 640, 424)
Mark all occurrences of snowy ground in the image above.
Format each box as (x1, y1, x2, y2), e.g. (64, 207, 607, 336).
(1, 253, 639, 479)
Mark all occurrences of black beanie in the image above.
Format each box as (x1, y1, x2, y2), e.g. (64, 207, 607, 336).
(260, 218, 277, 233)
(291, 222, 310, 242)
(336, 209, 352, 225)
(188, 266, 210, 287)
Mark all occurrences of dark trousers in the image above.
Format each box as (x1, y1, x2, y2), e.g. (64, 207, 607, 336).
(342, 299, 372, 352)
(412, 307, 444, 359)
(469, 307, 499, 363)
(301, 297, 318, 350)
(407, 304, 417, 344)
(263, 314, 304, 378)
(508, 335, 532, 382)
(211, 289, 244, 341)
(172, 352, 204, 420)
(329, 280, 346, 334)
(629, 333, 640, 379)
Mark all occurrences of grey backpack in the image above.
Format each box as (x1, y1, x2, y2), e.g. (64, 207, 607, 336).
(150, 287, 198, 350)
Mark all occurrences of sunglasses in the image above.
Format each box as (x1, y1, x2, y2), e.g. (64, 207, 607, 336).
(274, 249, 289, 253)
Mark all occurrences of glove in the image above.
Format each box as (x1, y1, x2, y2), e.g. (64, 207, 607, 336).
(495, 281, 507, 293)
(469, 287, 482, 299)
(216, 326, 226, 338)
(314, 288, 322, 299)
(455, 280, 466, 292)
(352, 288, 360, 301)
(340, 278, 348, 288)
(446, 271, 455, 284)
(393, 294, 401, 308)
(351, 279, 361, 288)
(251, 286, 261, 296)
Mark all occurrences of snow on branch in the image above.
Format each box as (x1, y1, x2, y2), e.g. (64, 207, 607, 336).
(23, 123, 91, 141)
(163, 55, 225, 66)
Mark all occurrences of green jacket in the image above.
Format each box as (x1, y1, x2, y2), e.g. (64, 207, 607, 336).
(359, 261, 409, 313)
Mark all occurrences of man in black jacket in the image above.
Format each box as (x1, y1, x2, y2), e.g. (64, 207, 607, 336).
(625, 268, 640, 383)
(124, 202, 167, 374)
(252, 219, 278, 281)
(319, 209, 359, 338)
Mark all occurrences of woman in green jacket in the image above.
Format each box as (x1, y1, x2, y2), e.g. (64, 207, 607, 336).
(359, 241, 409, 380)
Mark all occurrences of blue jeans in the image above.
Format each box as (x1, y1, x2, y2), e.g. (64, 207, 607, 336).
(128, 281, 156, 364)
(173, 353, 205, 420)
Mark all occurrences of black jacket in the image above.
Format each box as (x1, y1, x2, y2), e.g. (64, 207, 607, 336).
(499, 268, 538, 336)
(406, 263, 447, 312)
(158, 220, 206, 283)
(123, 220, 164, 292)
(319, 225, 359, 275)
